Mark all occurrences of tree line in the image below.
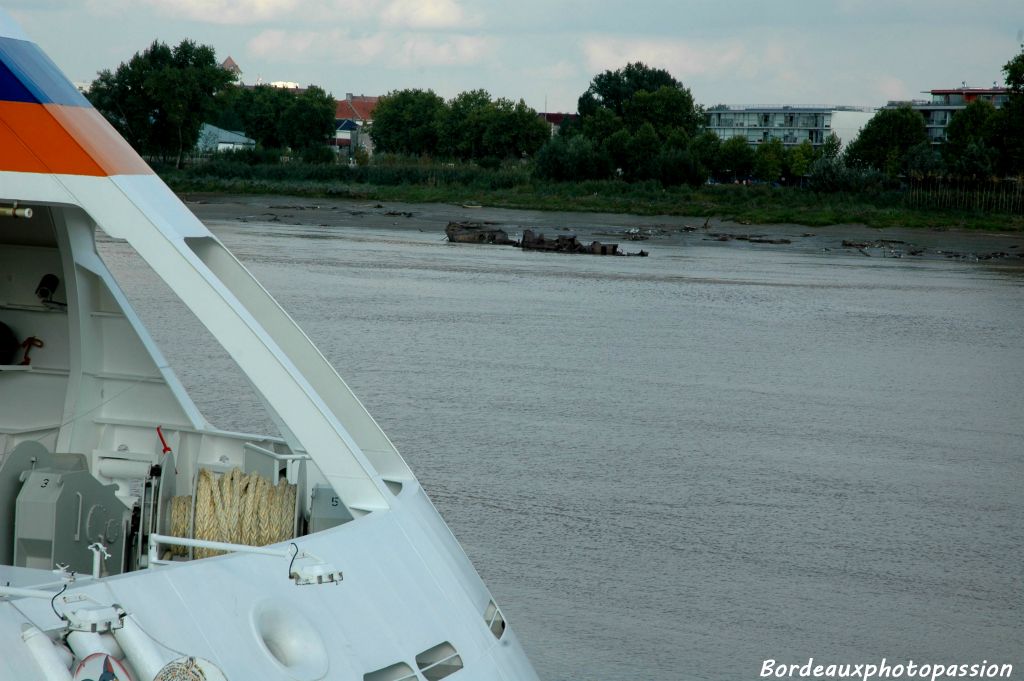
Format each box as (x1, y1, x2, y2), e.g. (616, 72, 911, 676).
(372, 46, 1024, 191)
(526, 62, 851, 188)
(799, 46, 1024, 194)
(88, 40, 337, 168)
(88, 38, 1024, 189)
(369, 89, 549, 163)
(528, 48, 1024, 189)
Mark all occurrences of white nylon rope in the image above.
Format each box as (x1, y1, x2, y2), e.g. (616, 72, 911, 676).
(168, 468, 296, 558)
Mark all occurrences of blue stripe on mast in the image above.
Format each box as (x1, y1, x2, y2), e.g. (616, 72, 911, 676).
(0, 37, 90, 106)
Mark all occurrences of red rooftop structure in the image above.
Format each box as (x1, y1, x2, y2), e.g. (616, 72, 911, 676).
(336, 93, 379, 125)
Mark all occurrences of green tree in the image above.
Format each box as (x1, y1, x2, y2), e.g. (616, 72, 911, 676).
(577, 62, 681, 117)
(687, 131, 722, 179)
(664, 128, 690, 151)
(806, 156, 889, 193)
(435, 91, 548, 161)
(88, 68, 149, 152)
(624, 85, 703, 139)
(820, 132, 842, 160)
(942, 99, 997, 170)
(844, 105, 927, 176)
(905, 141, 946, 179)
(949, 141, 995, 179)
(89, 40, 235, 167)
(437, 89, 492, 159)
(605, 128, 633, 175)
(237, 85, 296, 148)
(210, 84, 246, 133)
(718, 136, 755, 182)
(1006, 44, 1024, 90)
(371, 89, 447, 156)
(753, 138, 785, 182)
(625, 122, 661, 180)
(479, 98, 549, 159)
(280, 85, 337, 151)
(995, 44, 1024, 175)
(576, 62, 702, 156)
(786, 140, 817, 182)
(533, 135, 610, 181)
(581, 107, 624, 142)
(534, 135, 570, 180)
(564, 136, 612, 180)
(656, 147, 705, 187)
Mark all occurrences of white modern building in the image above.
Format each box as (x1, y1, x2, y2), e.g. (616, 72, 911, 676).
(704, 106, 875, 149)
(886, 86, 1010, 145)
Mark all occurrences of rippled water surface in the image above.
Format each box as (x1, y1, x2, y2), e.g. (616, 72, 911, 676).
(100, 222, 1024, 681)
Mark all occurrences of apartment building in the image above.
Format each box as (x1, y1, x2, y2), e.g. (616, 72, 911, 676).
(887, 86, 1010, 145)
(704, 106, 874, 148)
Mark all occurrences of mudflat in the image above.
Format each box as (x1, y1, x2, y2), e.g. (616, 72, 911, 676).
(181, 192, 1024, 265)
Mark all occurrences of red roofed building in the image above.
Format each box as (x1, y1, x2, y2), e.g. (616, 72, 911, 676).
(336, 93, 379, 124)
(220, 56, 241, 80)
(334, 93, 380, 155)
(539, 112, 578, 137)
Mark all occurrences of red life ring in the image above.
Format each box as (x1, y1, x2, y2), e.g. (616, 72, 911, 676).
(72, 653, 135, 681)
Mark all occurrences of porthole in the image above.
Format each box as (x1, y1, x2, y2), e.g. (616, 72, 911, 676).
(416, 642, 463, 681)
(364, 661, 417, 681)
(483, 600, 506, 640)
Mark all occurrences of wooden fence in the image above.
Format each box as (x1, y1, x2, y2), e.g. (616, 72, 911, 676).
(905, 179, 1024, 214)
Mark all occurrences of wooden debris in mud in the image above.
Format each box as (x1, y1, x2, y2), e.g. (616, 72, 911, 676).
(706, 233, 791, 244)
(445, 223, 648, 256)
(445, 221, 513, 244)
(520, 229, 647, 256)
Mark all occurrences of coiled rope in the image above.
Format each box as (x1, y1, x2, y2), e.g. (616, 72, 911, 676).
(153, 657, 209, 681)
(168, 468, 296, 558)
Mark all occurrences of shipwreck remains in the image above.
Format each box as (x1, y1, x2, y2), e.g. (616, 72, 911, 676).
(445, 222, 647, 256)
(445, 221, 514, 244)
(519, 229, 648, 255)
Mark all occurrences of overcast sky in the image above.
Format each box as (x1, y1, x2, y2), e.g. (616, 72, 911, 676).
(7, 0, 1023, 112)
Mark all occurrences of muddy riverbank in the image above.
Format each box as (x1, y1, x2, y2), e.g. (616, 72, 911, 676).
(181, 193, 1024, 265)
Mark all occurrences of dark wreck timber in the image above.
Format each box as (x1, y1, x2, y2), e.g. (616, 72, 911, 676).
(445, 221, 514, 244)
(445, 222, 648, 256)
(520, 229, 648, 256)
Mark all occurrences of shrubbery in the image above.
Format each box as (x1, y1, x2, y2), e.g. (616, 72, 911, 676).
(534, 136, 610, 182)
(167, 158, 530, 191)
(806, 157, 894, 193)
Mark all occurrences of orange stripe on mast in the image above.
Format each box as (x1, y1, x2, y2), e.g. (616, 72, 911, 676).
(46, 105, 152, 176)
(0, 111, 49, 173)
(0, 101, 152, 176)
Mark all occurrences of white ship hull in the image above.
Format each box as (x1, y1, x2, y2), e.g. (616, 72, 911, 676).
(0, 12, 539, 681)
